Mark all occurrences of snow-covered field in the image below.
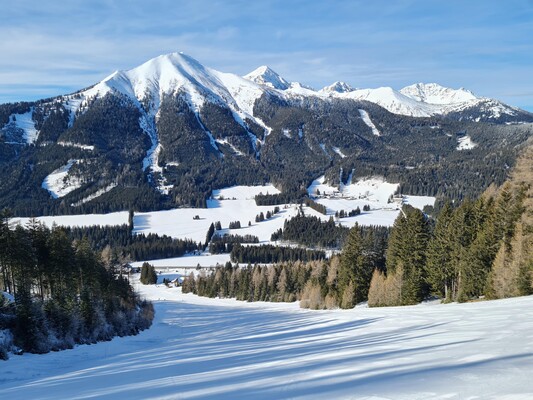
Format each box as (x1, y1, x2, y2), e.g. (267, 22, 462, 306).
(132, 180, 434, 253)
(1, 281, 532, 399)
(11, 182, 434, 268)
(133, 185, 294, 244)
(10, 181, 435, 269)
(11, 211, 129, 229)
(130, 253, 231, 269)
(307, 176, 435, 228)
(13, 181, 433, 237)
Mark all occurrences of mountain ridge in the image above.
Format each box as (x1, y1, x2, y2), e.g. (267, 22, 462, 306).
(0, 52, 532, 216)
(66, 52, 531, 122)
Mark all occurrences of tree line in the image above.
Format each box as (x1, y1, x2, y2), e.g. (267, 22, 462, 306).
(209, 234, 260, 254)
(270, 213, 389, 252)
(63, 224, 199, 262)
(254, 190, 307, 206)
(230, 244, 326, 264)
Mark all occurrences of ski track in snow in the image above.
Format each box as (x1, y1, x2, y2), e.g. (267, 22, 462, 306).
(57, 141, 95, 151)
(358, 109, 381, 136)
(1, 283, 532, 400)
(11, 212, 129, 228)
(15, 109, 39, 143)
(332, 146, 346, 158)
(69, 183, 118, 207)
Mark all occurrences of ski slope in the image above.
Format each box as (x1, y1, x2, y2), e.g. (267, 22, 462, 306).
(1, 282, 532, 400)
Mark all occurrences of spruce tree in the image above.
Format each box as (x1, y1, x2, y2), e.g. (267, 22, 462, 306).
(386, 206, 430, 305)
(339, 226, 372, 307)
(426, 201, 454, 299)
(205, 223, 215, 248)
(140, 262, 157, 284)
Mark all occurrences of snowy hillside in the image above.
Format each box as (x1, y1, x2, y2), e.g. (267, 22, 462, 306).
(0, 109, 39, 144)
(15, 181, 432, 240)
(1, 282, 532, 399)
(41, 160, 82, 199)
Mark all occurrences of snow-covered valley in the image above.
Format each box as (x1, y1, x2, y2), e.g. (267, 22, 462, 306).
(1, 280, 532, 399)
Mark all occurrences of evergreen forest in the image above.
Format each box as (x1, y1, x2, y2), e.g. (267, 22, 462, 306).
(0, 216, 154, 359)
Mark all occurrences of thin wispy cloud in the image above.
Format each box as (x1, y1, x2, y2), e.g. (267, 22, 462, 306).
(0, 0, 531, 110)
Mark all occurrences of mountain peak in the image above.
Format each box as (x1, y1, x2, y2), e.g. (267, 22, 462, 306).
(244, 65, 290, 90)
(320, 81, 355, 93)
(400, 82, 478, 105)
(88, 51, 236, 113)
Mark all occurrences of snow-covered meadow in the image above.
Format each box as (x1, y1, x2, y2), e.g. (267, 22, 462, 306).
(16, 180, 433, 233)
(11, 211, 130, 229)
(12, 180, 434, 268)
(1, 280, 532, 399)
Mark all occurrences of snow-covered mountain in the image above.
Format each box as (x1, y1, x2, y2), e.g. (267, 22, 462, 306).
(238, 64, 526, 121)
(339, 87, 436, 118)
(400, 82, 477, 104)
(68, 53, 529, 123)
(334, 83, 524, 120)
(76, 52, 268, 121)
(0, 51, 532, 216)
(320, 81, 355, 94)
(244, 65, 290, 90)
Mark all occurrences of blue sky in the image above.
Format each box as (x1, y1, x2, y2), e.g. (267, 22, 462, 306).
(1, 0, 532, 110)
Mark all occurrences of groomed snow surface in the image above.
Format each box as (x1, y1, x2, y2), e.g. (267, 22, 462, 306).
(1, 281, 532, 399)
(11, 211, 129, 229)
(132, 185, 289, 246)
